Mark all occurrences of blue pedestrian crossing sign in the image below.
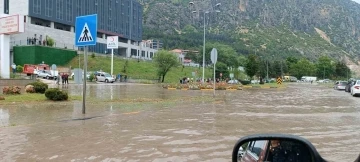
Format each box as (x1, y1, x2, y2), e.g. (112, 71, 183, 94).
(75, 14, 97, 47)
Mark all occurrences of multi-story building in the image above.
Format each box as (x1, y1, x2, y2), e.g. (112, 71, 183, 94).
(148, 39, 163, 50)
(0, 0, 157, 61)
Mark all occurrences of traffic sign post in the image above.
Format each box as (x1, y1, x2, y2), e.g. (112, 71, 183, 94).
(107, 36, 119, 76)
(75, 14, 97, 114)
(211, 48, 218, 97)
(277, 77, 283, 85)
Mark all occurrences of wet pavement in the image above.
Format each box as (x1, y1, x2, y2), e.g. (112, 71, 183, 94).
(1, 83, 360, 161)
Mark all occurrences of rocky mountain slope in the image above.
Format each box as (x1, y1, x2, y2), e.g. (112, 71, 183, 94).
(140, 0, 360, 66)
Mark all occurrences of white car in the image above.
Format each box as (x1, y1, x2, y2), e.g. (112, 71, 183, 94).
(71, 72, 91, 79)
(350, 80, 360, 97)
(228, 80, 239, 84)
(95, 72, 115, 83)
(37, 70, 54, 79)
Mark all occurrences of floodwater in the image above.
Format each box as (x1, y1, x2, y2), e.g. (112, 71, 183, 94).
(1, 83, 360, 162)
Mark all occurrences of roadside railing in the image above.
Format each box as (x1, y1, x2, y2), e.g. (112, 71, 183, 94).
(10, 40, 78, 50)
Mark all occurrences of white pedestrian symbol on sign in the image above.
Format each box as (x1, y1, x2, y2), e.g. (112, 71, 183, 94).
(78, 23, 93, 42)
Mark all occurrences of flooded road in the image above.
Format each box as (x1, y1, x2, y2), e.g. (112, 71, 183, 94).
(1, 83, 360, 161)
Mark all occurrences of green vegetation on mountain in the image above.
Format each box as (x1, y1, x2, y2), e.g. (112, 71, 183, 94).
(141, 0, 360, 63)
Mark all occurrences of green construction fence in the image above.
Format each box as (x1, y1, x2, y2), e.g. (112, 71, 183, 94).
(14, 46, 77, 66)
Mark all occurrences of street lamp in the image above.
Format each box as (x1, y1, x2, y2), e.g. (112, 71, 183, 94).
(189, 1, 221, 83)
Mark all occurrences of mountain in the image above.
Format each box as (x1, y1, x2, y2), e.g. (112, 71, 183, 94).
(140, 0, 360, 65)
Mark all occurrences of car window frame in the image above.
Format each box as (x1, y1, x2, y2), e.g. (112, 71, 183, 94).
(246, 140, 267, 160)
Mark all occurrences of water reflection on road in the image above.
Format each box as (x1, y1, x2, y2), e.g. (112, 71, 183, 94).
(1, 83, 360, 161)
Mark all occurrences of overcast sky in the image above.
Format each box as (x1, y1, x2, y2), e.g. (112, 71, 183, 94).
(353, 0, 360, 3)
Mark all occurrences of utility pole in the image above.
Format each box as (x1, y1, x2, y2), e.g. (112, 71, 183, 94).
(266, 60, 269, 81)
(323, 66, 325, 79)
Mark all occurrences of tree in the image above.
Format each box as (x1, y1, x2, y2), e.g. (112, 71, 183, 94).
(289, 58, 316, 79)
(200, 42, 238, 67)
(184, 51, 200, 63)
(273, 61, 283, 77)
(215, 62, 229, 79)
(286, 56, 299, 73)
(316, 56, 335, 79)
(46, 35, 55, 47)
(153, 50, 180, 83)
(258, 60, 267, 78)
(245, 54, 259, 80)
(182, 24, 198, 33)
(335, 62, 350, 79)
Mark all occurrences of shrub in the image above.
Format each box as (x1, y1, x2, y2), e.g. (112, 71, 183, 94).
(2, 86, 21, 95)
(25, 85, 35, 93)
(16, 65, 23, 73)
(91, 53, 96, 58)
(46, 36, 55, 47)
(27, 82, 48, 94)
(45, 88, 68, 101)
(88, 73, 95, 82)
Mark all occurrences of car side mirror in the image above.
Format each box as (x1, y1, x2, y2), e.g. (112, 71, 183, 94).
(232, 134, 326, 162)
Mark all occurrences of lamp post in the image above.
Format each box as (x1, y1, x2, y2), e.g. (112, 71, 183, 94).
(266, 60, 269, 81)
(190, 2, 221, 83)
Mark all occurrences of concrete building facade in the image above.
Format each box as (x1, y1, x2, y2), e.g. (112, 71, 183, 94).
(0, 0, 157, 61)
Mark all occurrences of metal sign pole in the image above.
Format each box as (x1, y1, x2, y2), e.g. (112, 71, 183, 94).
(82, 46, 88, 114)
(213, 63, 216, 97)
(111, 49, 114, 76)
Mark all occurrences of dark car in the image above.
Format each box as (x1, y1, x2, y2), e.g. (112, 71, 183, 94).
(345, 81, 356, 93)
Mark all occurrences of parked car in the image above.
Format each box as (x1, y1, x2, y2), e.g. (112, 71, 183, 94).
(334, 81, 347, 90)
(323, 79, 331, 83)
(345, 81, 356, 93)
(71, 72, 91, 79)
(95, 72, 115, 83)
(350, 80, 360, 97)
(37, 70, 54, 80)
(228, 80, 239, 84)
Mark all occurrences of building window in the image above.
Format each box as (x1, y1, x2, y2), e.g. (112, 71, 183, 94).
(66, 0, 72, 22)
(33, 0, 41, 14)
(77, 0, 81, 16)
(4, 0, 9, 14)
(45, 0, 52, 17)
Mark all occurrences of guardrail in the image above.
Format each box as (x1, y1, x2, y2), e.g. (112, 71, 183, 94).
(10, 40, 78, 50)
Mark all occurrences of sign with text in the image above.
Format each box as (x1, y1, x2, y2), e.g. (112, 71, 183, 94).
(0, 15, 25, 34)
(107, 36, 119, 49)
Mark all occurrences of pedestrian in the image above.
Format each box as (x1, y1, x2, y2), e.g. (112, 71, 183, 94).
(65, 73, 69, 84)
(56, 73, 61, 85)
(11, 63, 16, 74)
(61, 73, 65, 84)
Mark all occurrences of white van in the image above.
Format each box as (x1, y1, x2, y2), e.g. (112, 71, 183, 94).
(95, 72, 115, 83)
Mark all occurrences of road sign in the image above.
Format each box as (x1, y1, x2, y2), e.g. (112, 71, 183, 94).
(277, 77, 283, 84)
(230, 73, 234, 78)
(0, 15, 25, 34)
(107, 36, 119, 49)
(210, 48, 218, 64)
(75, 14, 97, 47)
(192, 72, 196, 77)
(51, 64, 57, 70)
(220, 73, 222, 77)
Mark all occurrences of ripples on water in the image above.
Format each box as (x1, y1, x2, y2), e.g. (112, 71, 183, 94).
(1, 83, 360, 161)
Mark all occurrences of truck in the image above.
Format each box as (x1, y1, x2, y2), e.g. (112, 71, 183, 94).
(23, 64, 50, 76)
(283, 76, 298, 82)
(301, 76, 317, 82)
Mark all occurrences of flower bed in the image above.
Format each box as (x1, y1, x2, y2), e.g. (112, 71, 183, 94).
(163, 83, 243, 90)
(2, 86, 21, 95)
